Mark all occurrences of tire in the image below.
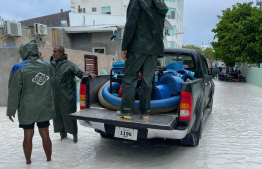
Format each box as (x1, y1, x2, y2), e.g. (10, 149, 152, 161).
(95, 129, 112, 138)
(240, 78, 246, 82)
(181, 123, 202, 147)
(207, 97, 213, 114)
(100, 133, 111, 138)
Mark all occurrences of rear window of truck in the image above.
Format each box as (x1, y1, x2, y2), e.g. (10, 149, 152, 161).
(157, 54, 195, 70)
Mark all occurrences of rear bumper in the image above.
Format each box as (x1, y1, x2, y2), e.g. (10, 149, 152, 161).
(79, 120, 188, 140)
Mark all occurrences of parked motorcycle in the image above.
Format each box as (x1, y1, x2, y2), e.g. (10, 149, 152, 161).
(218, 71, 245, 82)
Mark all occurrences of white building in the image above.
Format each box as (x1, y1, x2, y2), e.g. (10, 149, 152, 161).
(70, 0, 184, 49)
(201, 44, 210, 50)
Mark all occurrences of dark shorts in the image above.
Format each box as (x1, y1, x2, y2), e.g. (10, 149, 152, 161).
(19, 121, 50, 130)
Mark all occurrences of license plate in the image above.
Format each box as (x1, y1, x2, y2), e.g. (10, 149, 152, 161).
(114, 127, 138, 141)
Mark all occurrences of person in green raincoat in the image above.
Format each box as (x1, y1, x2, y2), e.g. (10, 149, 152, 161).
(50, 46, 95, 143)
(6, 38, 56, 164)
(117, 0, 168, 119)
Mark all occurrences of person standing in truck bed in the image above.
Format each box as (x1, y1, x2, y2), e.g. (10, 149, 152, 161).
(117, 0, 168, 119)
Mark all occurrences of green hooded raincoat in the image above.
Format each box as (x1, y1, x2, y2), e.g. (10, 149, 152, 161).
(6, 38, 56, 125)
(50, 54, 87, 134)
(120, 0, 168, 115)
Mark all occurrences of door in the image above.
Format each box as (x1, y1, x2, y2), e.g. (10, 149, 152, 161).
(200, 55, 212, 108)
(85, 55, 98, 75)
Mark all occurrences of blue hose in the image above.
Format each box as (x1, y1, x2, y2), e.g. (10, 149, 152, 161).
(101, 82, 180, 109)
(153, 84, 170, 100)
(158, 73, 184, 96)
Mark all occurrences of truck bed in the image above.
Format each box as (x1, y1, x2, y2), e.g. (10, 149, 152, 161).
(69, 103, 178, 130)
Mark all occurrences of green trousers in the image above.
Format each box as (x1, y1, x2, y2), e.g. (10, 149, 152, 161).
(121, 52, 157, 115)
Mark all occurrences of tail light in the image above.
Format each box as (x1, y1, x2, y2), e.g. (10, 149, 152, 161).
(119, 85, 123, 98)
(80, 84, 86, 109)
(179, 91, 193, 120)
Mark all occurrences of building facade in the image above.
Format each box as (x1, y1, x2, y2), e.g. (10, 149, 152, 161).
(70, 0, 184, 48)
(71, 0, 130, 16)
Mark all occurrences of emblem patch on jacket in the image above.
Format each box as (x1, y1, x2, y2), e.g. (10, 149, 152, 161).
(32, 72, 50, 85)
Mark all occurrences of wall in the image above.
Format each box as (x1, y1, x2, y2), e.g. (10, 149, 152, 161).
(69, 13, 126, 26)
(20, 11, 71, 27)
(70, 0, 129, 16)
(0, 47, 115, 106)
(0, 27, 60, 48)
(0, 28, 32, 48)
(38, 47, 115, 73)
(0, 26, 121, 56)
(240, 68, 262, 87)
(92, 31, 122, 61)
(67, 33, 92, 51)
(0, 48, 20, 106)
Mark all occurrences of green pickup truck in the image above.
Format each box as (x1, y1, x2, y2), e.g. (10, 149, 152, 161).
(69, 48, 219, 146)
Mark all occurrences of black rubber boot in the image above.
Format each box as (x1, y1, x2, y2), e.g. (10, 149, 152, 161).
(60, 132, 67, 141)
(73, 134, 78, 143)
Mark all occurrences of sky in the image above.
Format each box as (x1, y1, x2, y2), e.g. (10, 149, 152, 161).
(0, 0, 258, 47)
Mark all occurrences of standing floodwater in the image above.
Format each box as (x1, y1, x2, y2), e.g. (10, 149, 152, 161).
(0, 80, 262, 169)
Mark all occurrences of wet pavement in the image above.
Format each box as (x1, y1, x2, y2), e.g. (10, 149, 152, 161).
(1, 79, 262, 169)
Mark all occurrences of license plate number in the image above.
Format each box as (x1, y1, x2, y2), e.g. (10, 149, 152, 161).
(114, 127, 138, 141)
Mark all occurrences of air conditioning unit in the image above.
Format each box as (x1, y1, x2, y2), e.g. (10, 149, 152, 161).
(4, 20, 22, 37)
(34, 23, 48, 36)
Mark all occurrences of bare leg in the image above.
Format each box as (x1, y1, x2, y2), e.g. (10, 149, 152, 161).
(23, 129, 34, 164)
(39, 127, 52, 162)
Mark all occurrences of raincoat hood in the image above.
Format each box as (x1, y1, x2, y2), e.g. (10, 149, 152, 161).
(152, 0, 169, 16)
(61, 53, 68, 61)
(19, 38, 39, 61)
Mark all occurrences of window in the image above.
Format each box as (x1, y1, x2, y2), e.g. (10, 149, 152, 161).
(92, 7, 97, 12)
(166, 8, 176, 19)
(101, 6, 111, 15)
(165, 0, 175, 2)
(196, 53, 208, 75)
(85, 55, 98, 75)
(92, 47, 106, 54)
(158, 54, 195, 70)
(201, 55, 209, 74)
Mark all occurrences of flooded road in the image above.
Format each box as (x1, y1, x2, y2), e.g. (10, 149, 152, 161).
(1, 80, 262, 169)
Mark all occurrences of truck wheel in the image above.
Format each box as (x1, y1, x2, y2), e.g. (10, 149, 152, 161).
(95, 129, 111, 138)
(240, 78, 246, 82)
(181, 123, 202, 147)
(100, 133, 111, 138)
(207, 97, 213, 114)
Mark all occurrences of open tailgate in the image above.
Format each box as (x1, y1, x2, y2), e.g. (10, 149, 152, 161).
(69, 108, 178, 130)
